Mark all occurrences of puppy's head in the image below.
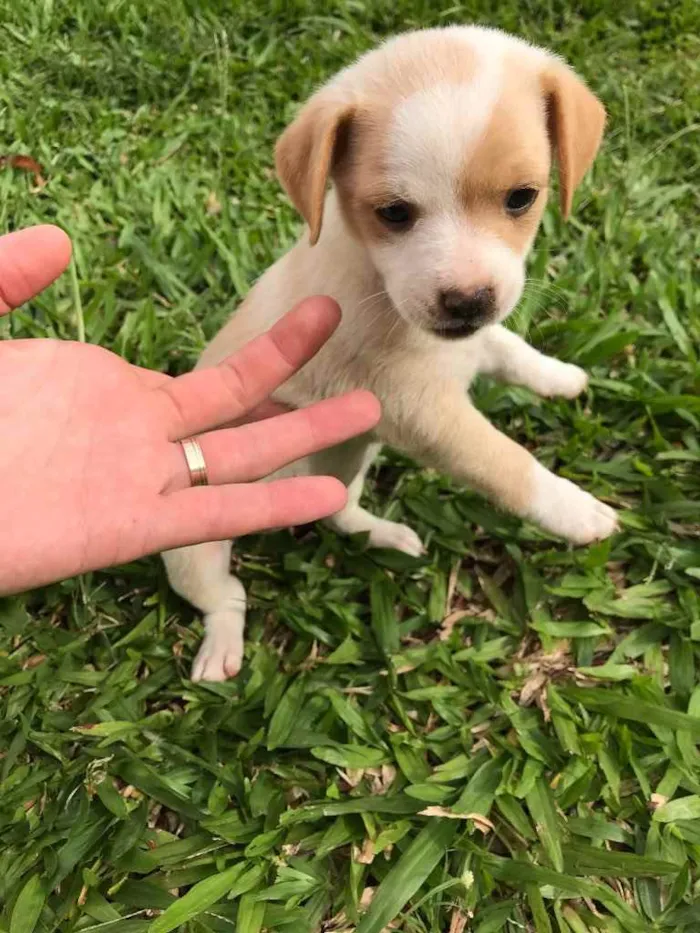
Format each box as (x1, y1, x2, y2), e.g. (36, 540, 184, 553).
(276, 27, 605, 339)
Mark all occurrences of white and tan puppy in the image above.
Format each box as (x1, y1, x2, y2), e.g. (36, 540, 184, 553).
(164, 25, 618, 681)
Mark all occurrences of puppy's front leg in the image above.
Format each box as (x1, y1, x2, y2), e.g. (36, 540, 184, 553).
(479, 325, 588, 399)
(325, 442, 424, 557)
(382, 383, 617, 545)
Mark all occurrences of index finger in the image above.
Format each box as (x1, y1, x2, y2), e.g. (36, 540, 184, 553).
(0, 225, 72, 315)
(155, 296, 341, 440)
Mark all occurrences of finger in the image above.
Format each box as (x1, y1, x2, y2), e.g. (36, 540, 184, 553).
(157, 475, 348, 549)
(135, 366, 171, 389)
(154, 296, 341, 439)
(233, 398, 291, 425)
(138, 377, 289, 419)
(0, 225, 72, 315)
(164, 390, 380, 492)
(189, 399, 292, 429)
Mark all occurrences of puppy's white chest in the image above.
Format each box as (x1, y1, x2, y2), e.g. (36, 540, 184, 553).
(431, 331, 488, 389)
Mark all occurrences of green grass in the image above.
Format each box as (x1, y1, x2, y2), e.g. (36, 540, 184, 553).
(1, 0, 699, 930)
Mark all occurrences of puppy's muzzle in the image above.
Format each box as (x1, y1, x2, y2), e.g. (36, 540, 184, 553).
(431, 287, 496, 339)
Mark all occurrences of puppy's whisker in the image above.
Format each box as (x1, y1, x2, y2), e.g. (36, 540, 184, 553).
(524, 275, 567, 291)
(356, 290, 389, 308)
(354, 291, 420, 331)
(522, 277, 565, 295)
(521, 281, 568, 309)
(385, 312, 405, 343)
(355, 298, 391, 324)
(353, 289, 389, 313)
(355, 291, 414, 338)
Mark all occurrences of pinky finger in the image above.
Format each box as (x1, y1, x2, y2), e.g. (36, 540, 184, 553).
(155, 476, 347, 551)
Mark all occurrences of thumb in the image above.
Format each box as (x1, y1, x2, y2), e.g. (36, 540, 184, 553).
(0, 225, 72, 315)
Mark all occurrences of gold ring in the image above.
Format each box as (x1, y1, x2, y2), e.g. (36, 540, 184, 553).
(180, 438, 209, 487)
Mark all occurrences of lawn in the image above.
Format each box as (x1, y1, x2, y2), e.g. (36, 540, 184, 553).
(1, 0, 699, 930)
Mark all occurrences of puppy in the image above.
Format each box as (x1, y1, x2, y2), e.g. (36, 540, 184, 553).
(164, 25, 618, 681)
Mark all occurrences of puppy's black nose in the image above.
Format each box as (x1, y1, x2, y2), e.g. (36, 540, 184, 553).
(439, 287, 496, 323)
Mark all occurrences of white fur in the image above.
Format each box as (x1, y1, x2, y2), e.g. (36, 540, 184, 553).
(389, 81, 503, 203)
(527, 462, 619, 544)
(163, 26, 616, 681)
(368, 43, 522, 332)
(480, 326, 589, 396)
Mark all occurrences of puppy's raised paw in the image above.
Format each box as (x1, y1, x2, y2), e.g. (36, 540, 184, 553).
(192, 611, 245, 682)
(529, 465, 618, 545)
(537, 360, 589, 399)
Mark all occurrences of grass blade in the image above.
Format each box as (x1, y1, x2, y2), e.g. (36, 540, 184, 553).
(653, 795, 700, 823)
(526, 777, 564, 872)
(356, 820, 458, 933)
(564, 841, 677, 877)
(453, 756, 503, 816)
(9, 875, 45, 933)
(148, 863, 244, 933)
(370, 575, 400, 655)
(564, 687, 700, 736)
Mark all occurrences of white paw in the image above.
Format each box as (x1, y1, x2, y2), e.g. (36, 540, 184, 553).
(368, 519, 425, 557)
(537, 360, 588, 399)
(528, 464, 618, 545)
(191, 612, 244, 682)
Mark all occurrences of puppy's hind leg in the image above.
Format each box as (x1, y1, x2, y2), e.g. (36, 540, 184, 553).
(324, 442, 424, 558)
(163, 541, 246, 682)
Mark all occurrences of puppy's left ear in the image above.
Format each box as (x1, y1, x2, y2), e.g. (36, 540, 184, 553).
(543, 63, 606, 218)
(275, 89, 356, 245)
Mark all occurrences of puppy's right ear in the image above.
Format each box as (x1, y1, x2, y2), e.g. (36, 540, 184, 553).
(275, 89, 356, 246)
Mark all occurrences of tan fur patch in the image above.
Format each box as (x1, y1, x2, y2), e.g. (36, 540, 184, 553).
(345, 30, 479, 101)
(332, 34, 479, 242)
(275, 91, 356, 245)
(459, 56, 551, 252)
(541, 62, 606, 216)
(331, 39, 554, 253)
(333, 106, 395, 243)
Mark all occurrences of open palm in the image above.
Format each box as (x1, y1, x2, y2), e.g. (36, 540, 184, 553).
(0, 226, 379, 594)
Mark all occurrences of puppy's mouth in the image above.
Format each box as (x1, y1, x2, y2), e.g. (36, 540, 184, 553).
(427, 317, 490, 340)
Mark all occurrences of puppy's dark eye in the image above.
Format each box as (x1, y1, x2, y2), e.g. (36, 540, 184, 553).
(375, 201, 415, 230)
(505, 187, 538, 216)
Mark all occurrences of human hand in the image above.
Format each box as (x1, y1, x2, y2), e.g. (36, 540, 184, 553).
(0, 226, 380, 593)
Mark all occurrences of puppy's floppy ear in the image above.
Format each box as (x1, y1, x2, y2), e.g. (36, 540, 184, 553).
(275, 89, 356, 245)
(542, 62, 606, 218)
